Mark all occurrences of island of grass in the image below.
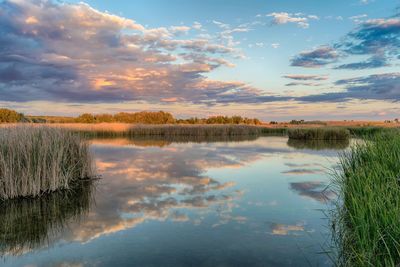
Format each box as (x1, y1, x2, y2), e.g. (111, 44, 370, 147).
(288, 128, 350, 141)
(0, 126, 95, 200)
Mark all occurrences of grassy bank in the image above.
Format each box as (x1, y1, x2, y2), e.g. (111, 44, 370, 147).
(288, 128, 350, 140)
(0, 126, 94, 200)
(39, 123, 268, 138)
(332, 132, 400, 266)
(12, 123, 290, 138)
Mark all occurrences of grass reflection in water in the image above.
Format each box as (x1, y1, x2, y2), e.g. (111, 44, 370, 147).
(0, 181, 94, 256)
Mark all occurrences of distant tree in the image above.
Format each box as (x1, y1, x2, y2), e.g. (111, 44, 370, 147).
(95, 114, 114, 123)
(0, 108, 24, 123)
(76, 113, 96, 123)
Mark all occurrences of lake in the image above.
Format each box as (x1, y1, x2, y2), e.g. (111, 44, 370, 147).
(0, 136, 348, 267)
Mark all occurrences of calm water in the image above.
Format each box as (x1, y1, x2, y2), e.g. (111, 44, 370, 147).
(0, 136, 348, 267)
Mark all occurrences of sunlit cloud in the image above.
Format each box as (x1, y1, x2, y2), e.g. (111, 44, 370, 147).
(267, 12, 319, 28)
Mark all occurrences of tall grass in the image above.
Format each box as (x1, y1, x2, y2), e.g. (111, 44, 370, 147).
(0, 126, 94, 200)
(288, 128, 350, 140)
(331, 132, 400, 266)
(20, 123, 291, 138)
(287, 138, 350, 150)
(347, 126, 399, 138)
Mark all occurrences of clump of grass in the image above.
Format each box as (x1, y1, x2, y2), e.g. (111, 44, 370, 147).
(260, 127, 288, 135)
(0, 126, 94, 200)
(331, 132, 400, 266)
(0, 181, 93, 256)
(288, 128, 350, 140)
(287, 138, 350, 150)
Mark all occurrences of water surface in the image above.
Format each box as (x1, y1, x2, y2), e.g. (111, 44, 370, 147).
(0, 136, 347, 267)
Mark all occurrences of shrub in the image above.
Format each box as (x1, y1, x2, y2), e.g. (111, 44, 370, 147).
(0, 109, 24, 123)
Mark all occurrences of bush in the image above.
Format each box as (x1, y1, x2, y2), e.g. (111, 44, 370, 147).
(0, 109, 24, 123)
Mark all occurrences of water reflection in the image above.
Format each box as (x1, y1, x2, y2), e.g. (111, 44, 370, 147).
(88, 135, 259, 148)
(0, 181, 94, 256)
(2, 137, 349, 267)
(290, 181, 335, 203)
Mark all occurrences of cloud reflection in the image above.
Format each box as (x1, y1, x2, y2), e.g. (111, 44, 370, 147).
(290, 181, 335, 203)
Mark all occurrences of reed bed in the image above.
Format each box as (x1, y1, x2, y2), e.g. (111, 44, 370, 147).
(127, 124, 263, 137)
(21, 123, 290, 138)
(287, 138, 350, 150)
(347, 126, 400, 138)
(331, 132, 400, 266)
(288, 128, 350, 140)
(0, 126, 94, 200)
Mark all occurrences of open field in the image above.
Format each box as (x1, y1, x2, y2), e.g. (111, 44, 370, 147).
(0, 126, 94, 200)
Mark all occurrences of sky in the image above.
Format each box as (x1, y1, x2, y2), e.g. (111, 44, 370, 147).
(0, 0, 399, 120)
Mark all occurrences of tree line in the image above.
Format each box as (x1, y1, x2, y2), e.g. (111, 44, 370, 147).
(0, 108, 262, 125)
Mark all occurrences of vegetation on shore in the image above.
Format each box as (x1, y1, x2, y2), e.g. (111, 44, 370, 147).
(288, 128, 350, 140)
(42, 123, 285, 138)
(287, 138, 350, 150)
(128, 124, 263, 137)
(31, 111, 262, 125)
(332, 132, 400, 266)
(0, 109, 25, 123)
(0, 126, 94, 200)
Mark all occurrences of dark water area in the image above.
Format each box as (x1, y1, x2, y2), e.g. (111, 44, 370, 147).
(0, 136, 348, 267)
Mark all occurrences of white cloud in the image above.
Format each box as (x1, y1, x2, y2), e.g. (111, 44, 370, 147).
(271, 43, 280, 49)
(267, 12, 319, 28)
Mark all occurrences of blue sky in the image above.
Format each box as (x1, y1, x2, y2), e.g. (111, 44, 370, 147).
(0, 0, 399, 120)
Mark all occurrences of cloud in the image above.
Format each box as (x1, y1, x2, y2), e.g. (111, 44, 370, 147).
(335, 54, 388, 69)
(271, 43, 280, 49)
(267, 12, 318, 28)
(292, 12, 400, 69)
(299, 72, 400, 102)
(285, 82, 322, 87)
(0, 0, 273, 105)
(290, 46, 339, 67)
(169, 25, 191, 35)
(336, 17, 400, 67)
(283, 74, 328, 81)
(349, 14, 368, 23)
